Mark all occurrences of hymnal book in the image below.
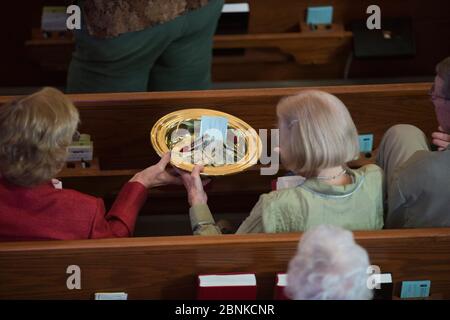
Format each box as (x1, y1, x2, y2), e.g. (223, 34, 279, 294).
(67, 134, 93, 162)
(197, 273, 257, 300)
(373, 273, 394, 300)
(216, 3, 249, 35)
(274, 273, 289, 300)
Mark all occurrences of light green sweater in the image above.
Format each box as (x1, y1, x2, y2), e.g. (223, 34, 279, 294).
(190, 164, 384, 235)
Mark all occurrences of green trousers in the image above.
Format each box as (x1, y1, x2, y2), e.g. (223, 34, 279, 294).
(67, 0, 224, 93)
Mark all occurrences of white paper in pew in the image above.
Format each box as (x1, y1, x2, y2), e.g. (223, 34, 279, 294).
(94, 292, 128, 300)
(199, 274, 256, 287)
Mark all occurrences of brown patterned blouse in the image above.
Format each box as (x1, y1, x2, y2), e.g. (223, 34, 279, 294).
(82, 0, 211, 38)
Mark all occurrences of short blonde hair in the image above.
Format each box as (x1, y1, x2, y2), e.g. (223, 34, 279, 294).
(277, 90, 359, 177)
(0, 87, 79, 187)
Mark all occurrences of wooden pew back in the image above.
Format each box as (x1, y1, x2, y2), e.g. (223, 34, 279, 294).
(1, 228, 450, 299)
(0, 83, 435, 171)
(64, 83, 440, 170)
(239, 0, 450, 33)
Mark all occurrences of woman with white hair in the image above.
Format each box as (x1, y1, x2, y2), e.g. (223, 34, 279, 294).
(286, 225, 373, 300)
(180, 90, 384, 234)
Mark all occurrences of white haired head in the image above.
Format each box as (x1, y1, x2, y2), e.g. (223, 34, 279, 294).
(285, 225, 373, 300)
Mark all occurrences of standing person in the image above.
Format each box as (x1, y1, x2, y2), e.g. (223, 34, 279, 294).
(376, 57, 450, 228)
(67, 0, 224, 93)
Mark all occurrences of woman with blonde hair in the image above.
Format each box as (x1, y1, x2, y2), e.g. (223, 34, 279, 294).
(0, 87, 181, 241)
(180, 90, 384, 235)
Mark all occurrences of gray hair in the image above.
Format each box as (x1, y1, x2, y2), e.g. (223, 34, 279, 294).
(285, 225, 373, 300)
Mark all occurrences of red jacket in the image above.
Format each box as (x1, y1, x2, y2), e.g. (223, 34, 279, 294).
(0, 178, 148, 241)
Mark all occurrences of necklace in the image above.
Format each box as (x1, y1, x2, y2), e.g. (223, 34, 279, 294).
(315, 168, 348, 181)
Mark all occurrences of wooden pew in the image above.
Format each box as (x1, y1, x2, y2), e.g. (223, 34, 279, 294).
(1, 228, 450, 299)
(20, 0, 450, 83)
(0, 83, 437, 216)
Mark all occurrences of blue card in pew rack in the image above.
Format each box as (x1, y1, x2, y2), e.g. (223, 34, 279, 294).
(400, 280, 431, 299)
(306, 6, 333, 25)
(200, 116, 229, 142)
(359, 134, 374, 154)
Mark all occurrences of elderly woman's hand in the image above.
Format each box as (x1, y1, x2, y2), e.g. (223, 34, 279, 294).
(130, 153, 182, 189)
(178, 165, 208, 207)
(432, 127, 450, 151)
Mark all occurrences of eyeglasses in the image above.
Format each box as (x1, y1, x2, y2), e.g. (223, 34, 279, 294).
(429, 83, 450, 101)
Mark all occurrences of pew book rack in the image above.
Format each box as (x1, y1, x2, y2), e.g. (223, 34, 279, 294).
(1, 228, 450, 299)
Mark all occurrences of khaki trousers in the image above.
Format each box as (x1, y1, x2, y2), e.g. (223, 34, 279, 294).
(376, 124, 430, 188)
